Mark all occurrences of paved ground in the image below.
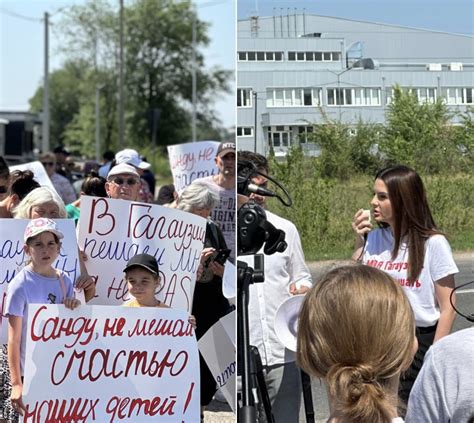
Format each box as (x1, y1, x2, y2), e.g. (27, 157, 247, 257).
(204, 397, 235, 422)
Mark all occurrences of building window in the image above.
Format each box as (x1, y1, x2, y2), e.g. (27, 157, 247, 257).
(387, 87, 437, 105)
(288, 51, 341, 62)
(268, 127, 291, 148)
(237, 127, 254, 137)
(446, 87, 474, 105)
(327, 88, 381, 106)
(298, 126, 314, 143)
(266, 88, 322, 107)
(237, 51, 284, 62)
(237, 88, 253, 107)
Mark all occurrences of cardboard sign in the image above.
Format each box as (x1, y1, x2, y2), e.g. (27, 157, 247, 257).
(198, 310, 236, 413)
(167, 141, 220, 191)
(9, 161, 56, 193)
(23, 304, 200, 422)
(77, 196, 206, 311)
(0, 218, 79, 342)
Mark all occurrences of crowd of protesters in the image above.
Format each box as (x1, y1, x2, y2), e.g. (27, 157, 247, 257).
(0, 141, 236, 423)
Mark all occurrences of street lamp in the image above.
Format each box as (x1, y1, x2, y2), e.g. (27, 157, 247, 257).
(253, 91, 257, 152)
(327, 66, 354, 121)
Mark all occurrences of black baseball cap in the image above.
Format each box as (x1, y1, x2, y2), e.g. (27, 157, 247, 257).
(123, 253, 159, 275)
(216, 141, 235, 157)
(53, 145, 70, 155)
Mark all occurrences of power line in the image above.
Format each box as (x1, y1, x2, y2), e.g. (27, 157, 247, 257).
(0, 7, 42, 22)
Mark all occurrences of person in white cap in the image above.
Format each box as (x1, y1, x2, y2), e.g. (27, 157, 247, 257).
(193, 141, 236, 261)
(105, 163, 141, 202)
(114, 149, 154, 202)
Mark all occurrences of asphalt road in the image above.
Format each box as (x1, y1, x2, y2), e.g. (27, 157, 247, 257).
(299, 253, 474, 423)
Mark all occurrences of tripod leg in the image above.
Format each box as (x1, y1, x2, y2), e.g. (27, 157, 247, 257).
(251, 347, 275, 423)
(301, 370, 315, 423)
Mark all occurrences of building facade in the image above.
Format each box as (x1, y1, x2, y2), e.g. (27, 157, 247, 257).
(237, 13, 474, 156)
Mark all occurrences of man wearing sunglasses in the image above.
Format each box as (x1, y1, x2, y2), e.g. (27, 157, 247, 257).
(105, 163, 141, 202)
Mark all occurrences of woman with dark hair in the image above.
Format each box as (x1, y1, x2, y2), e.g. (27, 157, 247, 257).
(0, 170, 40, 219)
(351, 165, 457, 406)
(66, 171, 107, 224)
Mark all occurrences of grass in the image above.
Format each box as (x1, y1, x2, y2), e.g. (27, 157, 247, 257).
(268, 173, 474, 262)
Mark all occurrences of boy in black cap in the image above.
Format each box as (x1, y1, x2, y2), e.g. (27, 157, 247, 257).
(123, 254, 196, 327)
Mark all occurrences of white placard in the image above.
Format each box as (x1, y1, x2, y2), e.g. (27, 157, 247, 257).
(198, 311, 236, 413)
(78, 196, 206, 311)
(0, 219, 79, 342)
(222, 260, 236, 301)
(9, 161, 56, 192)
(167, 141, 219, 191)
(23, 304, 199, 422)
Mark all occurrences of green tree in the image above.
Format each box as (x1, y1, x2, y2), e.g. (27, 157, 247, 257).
(47, 0, 230, 154)
(29, 60, 90, 149)
(381, 86, 466, 174)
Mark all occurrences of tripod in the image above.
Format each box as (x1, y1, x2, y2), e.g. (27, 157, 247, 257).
(237, 261, 275, 423)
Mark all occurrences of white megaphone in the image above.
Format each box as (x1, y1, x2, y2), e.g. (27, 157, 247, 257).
(274, 295, 305, 352)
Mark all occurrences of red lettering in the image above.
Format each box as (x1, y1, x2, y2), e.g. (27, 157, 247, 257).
(24, 398, 99, 422)
(103, 317, 126, 337)
(106, 395, 177, 421)
(88, 197, 116, 236)
(51, 348, 188, 384)
(30, 305, 97, 348)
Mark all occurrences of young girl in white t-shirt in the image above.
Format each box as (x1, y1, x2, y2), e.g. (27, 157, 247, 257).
(351, 165, 458, 407)
(5, 218, 81, 417)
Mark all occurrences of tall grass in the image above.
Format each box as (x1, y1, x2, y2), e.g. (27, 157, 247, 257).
(268, 162, 474, 261)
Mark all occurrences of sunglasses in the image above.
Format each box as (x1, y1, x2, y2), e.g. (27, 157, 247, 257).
(0, 186, 7, 194)
(41, 162, 55, 167)
(111, 177, 139, 186)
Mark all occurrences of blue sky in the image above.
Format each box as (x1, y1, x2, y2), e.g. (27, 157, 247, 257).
(0, 0, 235, 128)
(238, 0, 474, 35)
(1, 0, 472, 131)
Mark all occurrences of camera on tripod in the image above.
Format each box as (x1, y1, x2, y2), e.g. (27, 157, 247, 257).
(237, 160, 287, 257)
(237, 158, 290, 423)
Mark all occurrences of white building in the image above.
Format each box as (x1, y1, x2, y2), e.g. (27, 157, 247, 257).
(237, 13, 474, 156)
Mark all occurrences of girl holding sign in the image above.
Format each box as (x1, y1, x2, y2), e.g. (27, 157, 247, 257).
(5, 218, 81, 417)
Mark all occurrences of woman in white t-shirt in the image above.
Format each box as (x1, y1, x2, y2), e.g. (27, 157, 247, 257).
(351, 165, 458, 407)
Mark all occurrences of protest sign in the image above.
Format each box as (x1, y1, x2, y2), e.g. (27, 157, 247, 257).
(78, 196, 206, 311)
(222, 260, 236, 301)
(23, 304, 200, 422)
(0, 219, 79, 343)
(9, 161, 56, 192)
(167, 141, 220, 191)
(198, 310, 236, 413)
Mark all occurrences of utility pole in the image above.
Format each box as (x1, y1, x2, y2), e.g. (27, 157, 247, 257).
(118, 0, 125, 148)
(95, 85, 104, 163)
(192, 12, 197, 142)
(253, 91, 257, 152)
(42, 12, 50, 153)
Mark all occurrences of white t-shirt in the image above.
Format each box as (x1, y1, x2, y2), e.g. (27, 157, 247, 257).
(363, 228, 458, 327)
(240, 210, 313, 366)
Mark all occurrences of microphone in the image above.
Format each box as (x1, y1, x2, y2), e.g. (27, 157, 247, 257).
(247, 183, 277, 197)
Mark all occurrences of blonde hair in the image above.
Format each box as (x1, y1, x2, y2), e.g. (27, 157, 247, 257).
(297, 265, 415, 423)
(13, 187, 67, 218)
